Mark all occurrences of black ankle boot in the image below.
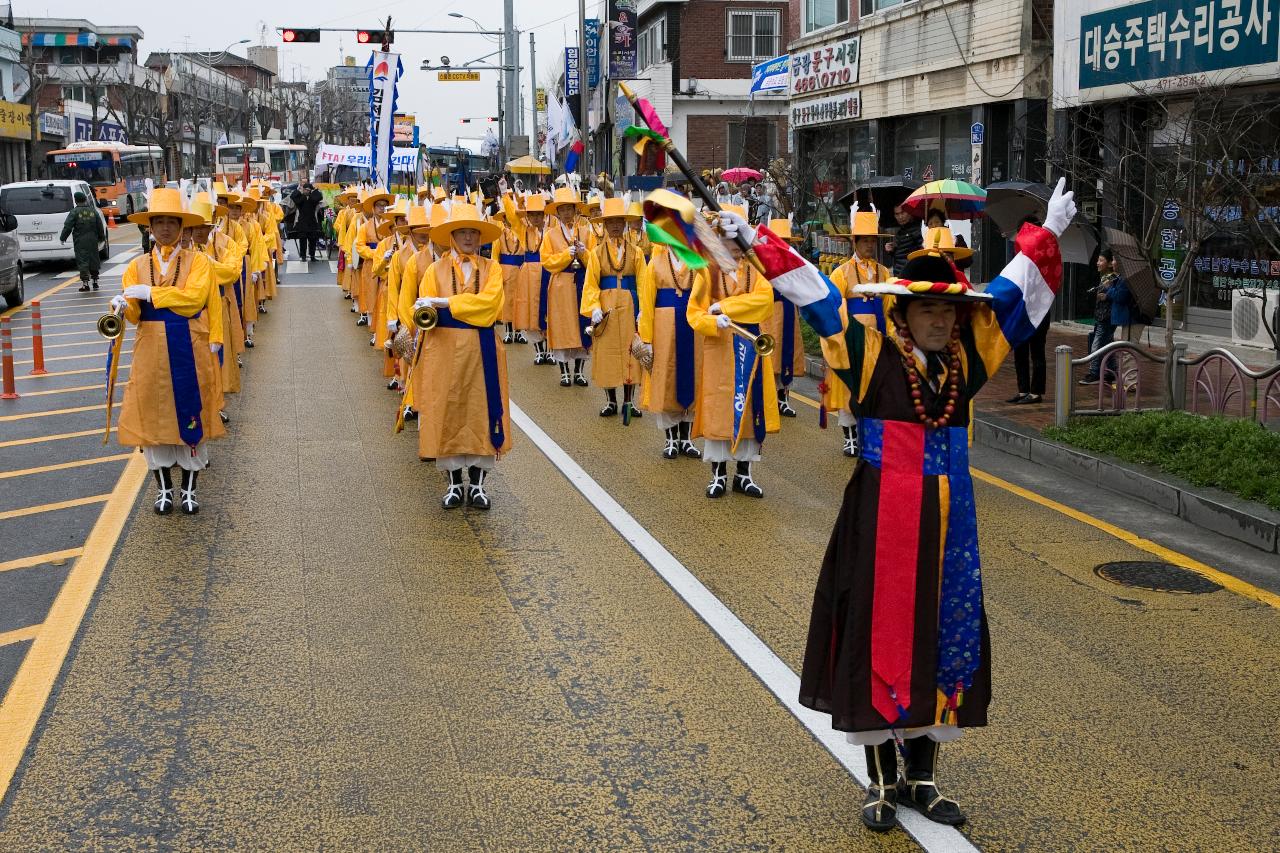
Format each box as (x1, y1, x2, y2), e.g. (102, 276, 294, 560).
(573, 358, 588, 386)
(678, 421, 701, 458)
(732, 461, 763, 498)
(442, 469, 465, 509)
(503, 323, 514, 343)
(842, 425, 857, 457)
(153, 467, 174, 515)
(467, 466, 491, 510)
(897, 737, 966, 826)
(559, 361, 572, 387)
(662, 426, 679, 460)
(861, 741, 900, 832)
(179, 469, 199, 515)
(706, 461, 728, 498)
(778, 388, 797, 417)
(600, 388, 618, 416)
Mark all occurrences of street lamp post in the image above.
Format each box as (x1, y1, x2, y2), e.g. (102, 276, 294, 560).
(449, 10, 517, 164)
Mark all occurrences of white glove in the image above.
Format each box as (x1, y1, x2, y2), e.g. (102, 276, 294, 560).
(109, 294, 127, 311)
(251, 272, 261, 283)
(383, 249, 394, 260)
(210, 342, 222, 354)
(123, 284, 151, 301)
(717, 210, 757, 245)
(569, 244, 579, 257)
(708, 302, 723, 315)
(387, 319, 398, 333)
(591, 308, 604, 324)
(1043, 177, 1077, 238)
(429, 297, 451, 309)
(413, 297, 431, 310)
(715, 313, 732, 329)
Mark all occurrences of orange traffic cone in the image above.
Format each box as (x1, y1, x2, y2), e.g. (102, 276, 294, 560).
(107, 212, 118, 229)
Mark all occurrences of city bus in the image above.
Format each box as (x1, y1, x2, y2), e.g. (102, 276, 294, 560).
(423, 146, 492, 194)
(45, 141, 167, 222)
(215, 140, 309, 186)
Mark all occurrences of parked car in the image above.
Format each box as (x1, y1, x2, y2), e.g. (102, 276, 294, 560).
(0, 180, 109, 266)
(0, 206, 21, 308)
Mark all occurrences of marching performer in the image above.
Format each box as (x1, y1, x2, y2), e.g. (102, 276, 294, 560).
(385, 202, 430, 391)
(187, 192, 245, 417)
(111, 187, 224, 515)
(515, 194, 547, 361)
(826, 208, 892, 456)
(353, 187, 393, 327)
(761, 219, 806, 418)
(635, 190, 702, 461)
(228, 191, 266, 348)
(687, 207, 778, 498)
(371, 197, 410, 352)
(334, 189, 360, 303)
(626, 200, 651, 257)
(390, 204, 441, 418)
(540, 187, 595, 387)
(495, 196, 525, 344)
(411, 203, 512, 509)
(785, 180, 1078, 832)
(581, 197, 646, 419)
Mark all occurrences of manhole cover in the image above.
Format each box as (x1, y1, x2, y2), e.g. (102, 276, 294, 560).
(1093, 561, 1222, 594)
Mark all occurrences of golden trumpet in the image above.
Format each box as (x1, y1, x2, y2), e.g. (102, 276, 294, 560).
(412, 304, 439, 330)
(96, 309, 125, 339)
(725, 321, 775, 358)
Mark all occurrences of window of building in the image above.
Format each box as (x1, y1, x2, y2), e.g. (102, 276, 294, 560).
(638, 18, 667, 69)
(806, 0, 849, 33)
(727, 119, 777, 168)
(727, 10, 781, 62)
(860, 0, 915, 15)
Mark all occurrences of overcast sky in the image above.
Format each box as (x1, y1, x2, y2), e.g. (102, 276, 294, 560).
(48, 0, 600, 147)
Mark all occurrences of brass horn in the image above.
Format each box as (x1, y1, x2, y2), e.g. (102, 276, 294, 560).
(96, 309, 125, 339)
(725, 321, 775, 358)
(412, 304, 439, 330)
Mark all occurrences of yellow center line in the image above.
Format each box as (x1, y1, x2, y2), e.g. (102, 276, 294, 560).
(17, 308, 116, 321)
(13, 339, 128, 353)
(0, 454, 131, 480)
(0, 548, 83, 574)
(0, 404, 103, 422)
(21, 382, 127, 397)
(17, 364, 130, 381)
(0, 453, 148, 801)
(23, 319, 106, 330)
(8, 329, 111, 340)
(0, 427, 113, 448)
(0, 275, 81, 319)
(0, 494, 111, 521)
(0, 625, 42, 649)
(13, 350, 132, 366)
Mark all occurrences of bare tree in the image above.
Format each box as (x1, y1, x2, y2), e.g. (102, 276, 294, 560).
(17, 43, 52, 177)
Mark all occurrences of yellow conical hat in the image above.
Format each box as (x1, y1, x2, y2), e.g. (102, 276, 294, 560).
(128, 187, 204, 228)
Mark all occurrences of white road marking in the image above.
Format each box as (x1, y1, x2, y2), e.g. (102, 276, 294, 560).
(276, 284, 334, 289)
(510, 402, 979, 853)
(328, 261, 339, 275)
(285, 261, 310, 275)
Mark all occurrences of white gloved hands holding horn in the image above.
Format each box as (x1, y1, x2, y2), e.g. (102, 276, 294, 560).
(591, 308, 604, 324)
(1043, 177, 1077, 239)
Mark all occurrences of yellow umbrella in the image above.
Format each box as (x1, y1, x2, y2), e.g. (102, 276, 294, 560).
(505, 155, 552, 175)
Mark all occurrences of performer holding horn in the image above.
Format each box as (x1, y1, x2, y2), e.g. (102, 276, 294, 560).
(353, 187, 393, 327)
(688, 205, 779, 498)
(411, 203, 512, 509)
(541, 186, 595, 387)
(108, 187, 224, 515)
(581, 197, 646, 420)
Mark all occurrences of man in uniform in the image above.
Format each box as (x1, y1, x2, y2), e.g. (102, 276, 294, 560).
(60, 191, 106, 291)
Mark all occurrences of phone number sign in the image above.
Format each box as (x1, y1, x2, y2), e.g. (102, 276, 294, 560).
(789, 35, 860, 97)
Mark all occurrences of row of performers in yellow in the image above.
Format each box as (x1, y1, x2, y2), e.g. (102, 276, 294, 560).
(327, 183, 902, 508)
(106, 183, 285, 514)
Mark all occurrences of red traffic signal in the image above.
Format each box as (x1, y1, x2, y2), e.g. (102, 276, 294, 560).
(281, 28, 321, 43)
(356, 29, 393, 44)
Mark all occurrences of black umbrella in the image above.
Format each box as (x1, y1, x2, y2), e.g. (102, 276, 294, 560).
(838, 176, 923, 232)
(1102, 227, 1162, 320)
(986, 180, 1099, 265)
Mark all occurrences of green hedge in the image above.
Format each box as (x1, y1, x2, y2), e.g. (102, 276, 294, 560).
(1045, 411, 1280, 511)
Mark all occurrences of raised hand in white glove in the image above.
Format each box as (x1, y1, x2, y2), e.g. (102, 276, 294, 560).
(123, 284, 152, 301)
(591, 308, 604, 324)
(717, 210, 757, 245)
(383, 249, 394, 260)
(708, 302, 723, 315)
(413, 297, 432, 310)
(715, 313, 732, 329)
(251, 272, 261, 283)
(109, 294, 128, 312)
(1043, 176, 1077, 238)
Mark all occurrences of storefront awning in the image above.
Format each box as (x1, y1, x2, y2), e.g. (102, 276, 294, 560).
(23, 33, 132, 48)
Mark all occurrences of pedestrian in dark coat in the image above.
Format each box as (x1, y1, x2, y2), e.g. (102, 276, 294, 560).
(289, 180, 325, 261)
(884, 204, 923, 276)
(60, 192, 106, 290)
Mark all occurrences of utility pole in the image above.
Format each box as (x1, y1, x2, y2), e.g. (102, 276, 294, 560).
(503, 0, 516, 164)
(578, 0, 588, 178)
(528, 32, 537, 160)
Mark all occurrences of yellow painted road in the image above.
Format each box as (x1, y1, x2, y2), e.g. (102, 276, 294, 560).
(1, 283, 1278, 851)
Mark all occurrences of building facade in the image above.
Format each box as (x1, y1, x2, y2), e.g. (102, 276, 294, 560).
(0, 22, 30, 183)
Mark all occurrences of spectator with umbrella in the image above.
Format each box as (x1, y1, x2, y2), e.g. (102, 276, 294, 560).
(885, 204, 924, 276)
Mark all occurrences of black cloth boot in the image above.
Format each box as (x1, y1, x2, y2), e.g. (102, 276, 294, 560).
(179, 469, 199, 515)
(678, 421, 701, 458)
(777, 387, 797, 417)
(600, 388, 618, 417)
(897, 737, 966, 826)
(442, 468, 465, 509)
(559, 361, 572, 387)
(503, 323, 514, 344)
(467, 466, 491, 510)
(706, 461, 728, 498)
(622, 385, 641, 420)
(733, 461, 763, 498)
(861, 741, 900, 832)
(662, 426, 679, 460)
(573, 358, 588, 386)
(842, 425, 857, 457)
(152, 467, 174, 515)
(78, 272, 90, 292)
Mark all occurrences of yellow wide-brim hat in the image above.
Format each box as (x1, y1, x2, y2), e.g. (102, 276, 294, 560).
(361, 189, 395, 214)
(432, 203, 502, 248)
(523, 194, 547, 214)
(591, 196, 641, 224)
(546, 185, 587, 215)
(191, 190, 227, 221)
(128, 187, 204, 228)
(837, 210, 893, 239)
(907, 226, 973, 261)
(767, 218, 803, 243)
(402, 203, 432, 233)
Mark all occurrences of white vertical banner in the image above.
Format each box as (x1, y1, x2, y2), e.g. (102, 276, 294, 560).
(366, 50, 403, 189)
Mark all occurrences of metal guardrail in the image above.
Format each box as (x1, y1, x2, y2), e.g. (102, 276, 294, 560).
(1054, 341, 1280, 428)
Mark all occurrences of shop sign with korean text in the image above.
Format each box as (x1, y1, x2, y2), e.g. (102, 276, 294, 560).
(751, 55, 789, 93)
(0, 102, 31, 140)
(791, 91, 861, 129)
(1079, 0, 1279, 90)
(608, 0, 639, 78)
(789, 35, 859, 97)
(585, 19, 601, 89)
(565, 46, 581, 99)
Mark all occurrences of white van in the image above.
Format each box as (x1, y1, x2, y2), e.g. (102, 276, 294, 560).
(0, 180, 109, 264)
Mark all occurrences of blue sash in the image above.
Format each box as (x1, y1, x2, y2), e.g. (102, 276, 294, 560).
(731, 322, 767, 446)
(434, 308, 505, 452)
(773, 292, 797, 385)
(234, 258, 244, 311)
(539, 263, 591, 349)
(601, 274, 639, 321)
(523, 250, 540, 264)
(139, 303, 204, 448)
(857, 417, 983, 707)
(217, 286, 226, 366)
(655, 288, 695, 409)
(848, 295, 886, 333)
(499, 255, 523, 267)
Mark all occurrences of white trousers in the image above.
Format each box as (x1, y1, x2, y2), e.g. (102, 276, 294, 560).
(837, 409, 857, 428)
(143, 443, 209, 472)
(551, 348, 588, 364)
(436, 455, 495, 473)
(653, 411, 694, 430)
(845, 724, 963, 747)
(524, 330, 545, 344)
(703, 438, 761, 463)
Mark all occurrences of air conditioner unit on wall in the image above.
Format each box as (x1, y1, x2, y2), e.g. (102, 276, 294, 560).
(1230, 288, 1280, 348)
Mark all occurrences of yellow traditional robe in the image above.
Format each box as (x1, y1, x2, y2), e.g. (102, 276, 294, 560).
(637, 246, 705, 416)
(354, 217, 385, 314)
(495, 225, 524, 325)
(540, 220, 595, 351)
(581, 236, 646, 389)
(826, 256, 891, 415)
(198, 231, 245, 395)
(514, 221, 545, 332)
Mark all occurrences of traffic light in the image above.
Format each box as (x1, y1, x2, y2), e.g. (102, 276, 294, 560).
(356, 29, 393, 45)
(280, 28, 321, 43)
